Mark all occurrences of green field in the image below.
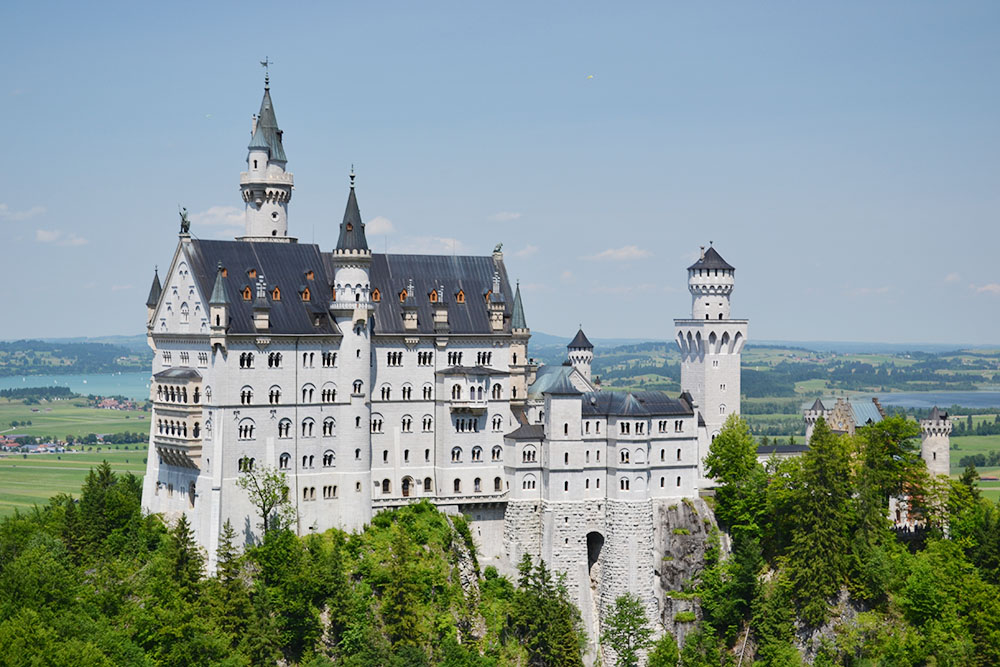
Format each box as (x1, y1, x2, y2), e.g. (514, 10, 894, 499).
(0, 447, 147, 517)
(0, 398, 149, 439)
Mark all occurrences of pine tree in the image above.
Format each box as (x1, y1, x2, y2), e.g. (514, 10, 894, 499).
(600, 593, 653, 667)
(167, 514, 204, 599)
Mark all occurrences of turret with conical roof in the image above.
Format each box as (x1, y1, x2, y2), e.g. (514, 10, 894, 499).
(145, 268, 162, 326)
(511, 281, 528, 332)
(335, 171, 369, 252)
(567, 327, 594, 382)
(687, 244, 735, 320)
(239, 74, 295, 242)
(209, 262, 229, 350)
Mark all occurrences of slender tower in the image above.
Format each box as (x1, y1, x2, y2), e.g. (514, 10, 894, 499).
(920, 407, 951, 477)
(329, 171, 373, 529)
(567, 328, 594, 382)
(238, 72, 295, 242)
(675, 245, 748, 482)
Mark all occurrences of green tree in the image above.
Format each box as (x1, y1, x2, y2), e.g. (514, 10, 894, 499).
(600, 593, 653, 667)
(235, 465, 295, 535)
(166, 514, 204, 598)
(788, 417, 852, 626)
(646, 632, 679, 667)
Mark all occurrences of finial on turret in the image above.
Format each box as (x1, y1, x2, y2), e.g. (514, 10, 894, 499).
(350, 165, 355, 189)
(260, 57, 272, 89)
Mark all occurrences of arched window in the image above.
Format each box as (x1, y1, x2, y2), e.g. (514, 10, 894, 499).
(474, 477, 481, 492)
(301, 418, 315, 437)
(278, 419, 292, 438)
(301, 287, 311, 301)
(240, 386, 253, 405)
(720, 404, 726, 415)
(372, 288, 381, 302)
(401, 415, 412, 432)
(353, 380, 363, 394)
(242, 286, 252, 301)
(321, 383, 337, 403)
(453, 478, 462, 494)
(323, 450, 335, 467)
(492, 445, 502, 461)
(302, 384, 315, 402)
(492, 384, 501, 399)
(279, 453, 290, 469)
(620, 478, 630, 491)
(494, 476, 502, 492)
(620, 450, 630, 464)
(451, 447, 462, 462)
(382, 479, 391, 494)
(471, 446, 482, 462)
(269, 385, 281, 404)
(451, 384, 462, 400)
(323, 417, 336, 436)
(237, 418, 255, 440)
(456, 290, 465, 304)
(424, 477, 433, 492)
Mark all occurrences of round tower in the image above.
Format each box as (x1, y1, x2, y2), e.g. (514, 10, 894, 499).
(688, 244, 735, 320)
(239, 74, 295, 241)
(804, 398, 827, 442)
(920, 407, 951, 477)
(330, 171, 373, 529)
(567, 328, 594, 382)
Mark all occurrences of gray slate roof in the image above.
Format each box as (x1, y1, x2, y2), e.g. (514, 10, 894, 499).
(146, 270, 162, 308)
(362, 253, 515, 335)
(512, 283, 527, 329)
(568, 328, 593, 350)
(507, 423, 545, 440)
(186, 239, 339, 336)
(927, 406, 948, 421)
(688, 246, 734, 271)
(247, 85, 287, 162)
(581, 390, 693, 417)
(209, 263, 228, 305)
(810, 398, 825, 411)
(154, 368, 202, 380)
(335, 183, 368, 251)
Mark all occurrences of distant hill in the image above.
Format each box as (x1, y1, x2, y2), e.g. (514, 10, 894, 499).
(0, 338, 151, 377)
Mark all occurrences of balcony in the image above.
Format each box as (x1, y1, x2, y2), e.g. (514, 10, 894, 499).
(154, 434, 201, 468)
(449, 397, 488, 414)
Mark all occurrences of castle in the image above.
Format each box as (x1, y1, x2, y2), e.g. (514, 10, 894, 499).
(140, 77, 748, 642)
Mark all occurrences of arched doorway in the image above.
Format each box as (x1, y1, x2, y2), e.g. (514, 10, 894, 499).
(587, 531, 604, 582)
(402, 476, 413, 498)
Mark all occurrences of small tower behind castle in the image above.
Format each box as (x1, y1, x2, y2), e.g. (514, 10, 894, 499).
(239, 73, 295, 241)
(920, 407, 951, 477)
(804, 398, 827, 441)
(567, 328, 594, 382)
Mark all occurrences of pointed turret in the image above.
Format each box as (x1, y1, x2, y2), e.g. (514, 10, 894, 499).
(209, 263, 228, 350)
(512, 281, 527, 331)
(568, 328, 593, 351)
(209, 263, 228, 305)
(336, 171, 369, 252)
(145, 268, 162, 326)
(239, 74, 294, 241)
(567, 328, 594, 382)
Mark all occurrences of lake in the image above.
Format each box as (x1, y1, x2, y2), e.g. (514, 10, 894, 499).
(0, 372, 150, 401)
(875, 391, 1000, 410)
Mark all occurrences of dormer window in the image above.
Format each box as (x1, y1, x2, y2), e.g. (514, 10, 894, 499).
(399, 289, 407, 303)
(429, 291, 438, 303)
(305, 270, 314, 281)
(301, 287, 311, 301)
(346, 223, 353, 232)
(456, 290, 465, 304)
(248, 269, 257, 279)
(372, 288, 381, 302)
(221, 268, 228, 277)
(242, 286, 252, 301)
(271, 287, 281, 301)
(331, 287, 336, 300)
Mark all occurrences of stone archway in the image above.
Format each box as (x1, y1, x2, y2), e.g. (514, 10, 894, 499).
(402, 476, 414, 498)
(585, 531, 605, 658)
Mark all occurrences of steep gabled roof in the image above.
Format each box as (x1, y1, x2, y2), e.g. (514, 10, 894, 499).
(511, 282, 527, 329)
(568, 328, 593, 350)
(247, 83, 287, 162)
(335, 179, 369, 251)
(145, 269, 162, 308)
(687, 246, 734, 271)
(810, 398, 826, 411)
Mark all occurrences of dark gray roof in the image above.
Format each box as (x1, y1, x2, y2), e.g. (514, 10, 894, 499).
(436, 366, 509, 376)
(581, 391, 693, 417)
(335, 181, 368, 251)
(512, 282, 527, 330)
(209, 263, 228, 305)
(185, 239, 339, 336)
(568, 328, 593, 350)
(687, 246, 734, 271)
(247, 84, 287, 162)
(927, 406, 948, 421)
(544, 373, 583, 396)
(507, 423, 545, 440)
(153, 368, 202, 380)
(810, 398, 825, 411)
(362, 253, 514, 335)
(146, 269, 162, 308)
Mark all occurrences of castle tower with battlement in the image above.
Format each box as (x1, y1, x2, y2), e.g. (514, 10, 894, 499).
(920, 407, 952, 477)
(674, 245, 748, 483)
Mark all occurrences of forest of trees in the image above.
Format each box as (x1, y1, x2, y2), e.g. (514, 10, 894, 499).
(0, 340, 149, 376)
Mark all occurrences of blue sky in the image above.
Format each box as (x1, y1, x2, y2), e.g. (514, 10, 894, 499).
(2, 2, 998, 344)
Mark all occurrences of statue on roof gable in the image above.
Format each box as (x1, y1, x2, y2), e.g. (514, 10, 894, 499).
(179, 207, 190, 234)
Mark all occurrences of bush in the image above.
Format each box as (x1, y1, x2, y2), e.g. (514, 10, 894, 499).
(674, 611, 697, 623)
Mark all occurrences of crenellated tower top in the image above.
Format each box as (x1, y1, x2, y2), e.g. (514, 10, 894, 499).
(687, 244, 735, 320)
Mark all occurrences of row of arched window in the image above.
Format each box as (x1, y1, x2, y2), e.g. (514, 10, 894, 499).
(156, 419, 200, 439)
(237, 383, 339, 405)
(619, 421, 645, 435)
(156, 384, 199, 404)
(451, 445, 503, 463)
(657, 420, 684, 433)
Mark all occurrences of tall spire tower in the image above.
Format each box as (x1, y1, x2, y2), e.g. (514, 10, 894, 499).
(238, 72, 295, 242)
(675, 244, 748, 483)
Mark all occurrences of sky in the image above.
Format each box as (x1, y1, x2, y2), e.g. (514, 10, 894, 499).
(1, 1, 999, 344)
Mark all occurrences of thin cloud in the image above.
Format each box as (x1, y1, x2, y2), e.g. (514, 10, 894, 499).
(0, 204, 46, 221)
(972, 283, 1000, 295)
(392, 236, 468, 255)
(35, 229, 88, 246)
(944, 272, 961, 284)
(366, 216, 395, 235)
(190, 205, 243, 230)
(514, 244, 539, 258)
(111, 284, 134, 292)
(848, 286, 891, 296)
(489, 212, 523, 222)
(583, 245, 651, 261)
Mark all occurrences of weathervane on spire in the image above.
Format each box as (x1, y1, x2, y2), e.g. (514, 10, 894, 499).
(350, 164, 356, 189)
(260, 57, 272, 86)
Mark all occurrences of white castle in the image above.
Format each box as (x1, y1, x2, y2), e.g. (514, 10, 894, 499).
(140, 78, 748, 639)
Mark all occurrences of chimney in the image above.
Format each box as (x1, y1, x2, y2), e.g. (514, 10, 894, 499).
(433, 284, 449, 332)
